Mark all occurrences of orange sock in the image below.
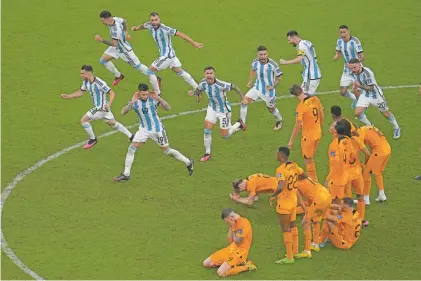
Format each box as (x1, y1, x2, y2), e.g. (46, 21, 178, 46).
(304, 228, 312, 251)
(363, 173, 372, 196)
(291, 226, 299, 254)
(283, 232, 293, 260)
(306, 162, 318, 182)
(312, 222, 320, 244)
(225, 265, 249, 276)
(296, 206, 304, 215)
(319, 221, 329, 243)
(375, 174, 384, 191)
(357, 200, 366, 220)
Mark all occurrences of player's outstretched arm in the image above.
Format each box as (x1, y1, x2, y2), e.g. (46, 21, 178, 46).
(231, 194, 254, 206)
(288, 119, 302, 149)
(105, 90, 115, 110)
(121, 102, 134, 115)
(247, 69, 256, 88)
(131, 23, 147, 31)
(230, 84, 244, 99)
(175, 31, 203, 48)
(149, 91, 170, 111)
(270, 181, 285, 199)
(94, 35, 117, 47)
(60, 89, 84, 99)
(333, 51, 341, 61)
(188, 88, 203, 103)
(279, 55, 302, 65)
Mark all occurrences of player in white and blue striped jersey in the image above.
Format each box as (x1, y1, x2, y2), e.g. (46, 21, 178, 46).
(60, 65, 133, 149)
(348, 59, 401, 139)
(113, 84, 194, 182)
(131, 12, 203, 90)
(280, 30, 322, 95)
(188, 66, 246, 162)
(94, 11, 161, 95)
(333, 25, 365, 106)
(243, 46, 284, 131)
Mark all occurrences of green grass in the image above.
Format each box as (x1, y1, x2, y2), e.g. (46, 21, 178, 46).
(2, 0, 421, 279)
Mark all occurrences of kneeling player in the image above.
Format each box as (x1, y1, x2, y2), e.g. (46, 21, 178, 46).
(203, 208, 256, 277)
(230, 174, 277, 206)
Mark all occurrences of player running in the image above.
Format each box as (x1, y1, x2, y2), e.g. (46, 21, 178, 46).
(60, 65, 133, 149)
(230, 174, 277, 206)
(279, 31, 322, 95)
(188, 66, 246, 162)
(113, 84, 193, 182)
(348, 58, 401, 139)
(288, 84, 324, 181)
(95, 10, 161, 93)
(131, 12, 202, 90)
(242, 46, 284, 130)
(333, 25, 365, 107)
(203, 208, 257, 277)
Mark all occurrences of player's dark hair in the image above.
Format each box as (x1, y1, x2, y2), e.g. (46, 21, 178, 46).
(335, 120, 352, 137)
(232, 180, 243, 194)
(342, 197, 353, 207)
(349, 58, 360, 64)
(277, 146, 290, 157)
(81, 65, 93, 72)
(286, 30, 299, 37)
(289, 84, 303, 96)
(257, 45, 267, 52)
(138, 83, 149, 91)
(339, 25, 349, 30)
(204, 66, 215, 72)
(221, 208, 234, 219)
(99, 10, 112, 18)
(331, 105, 342, 117)
(150, 12, 159, 17)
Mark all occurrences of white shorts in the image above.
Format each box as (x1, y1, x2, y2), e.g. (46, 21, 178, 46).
(245, 88, 276, 108)
(133, 127, 169, 147)
(104, 47, 142, 70)
(356, 93, 389, 112)
(340, 72, 354, 87)
(104, 46, 119, 59)
(205, 107, 232, 129)
(86, 108, 115, 121)
(302, 79, 320, 95)
(152, 56, 182, 71)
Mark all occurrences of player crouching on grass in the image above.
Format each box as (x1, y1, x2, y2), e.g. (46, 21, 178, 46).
(230, 174, 278, 206)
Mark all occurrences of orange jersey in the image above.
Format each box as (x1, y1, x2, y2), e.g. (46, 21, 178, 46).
(357, 126, 391, 156)
(295, 179, 330, 202)
(296, 96, 323, 141)
(245, 174, 277, 198)
(230, 217, 253, 255)
(338, 209, 362, 244)
(275, 161, 304, 203)
(327, 136, 355, 185)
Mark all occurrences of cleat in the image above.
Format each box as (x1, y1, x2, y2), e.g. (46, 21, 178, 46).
(362, 220, 369, 227)
(187, 159, 194, 176)
(415, 176, 421, 180)
(247, 260, 257, 271)
(112, 74, 125, 86)
(393, 128, 401, 139)
(375, 195, 387, 202)
(238, 119, 247, 131)
(129, 134, 134, 143)
(275, 257, 294, 264)
(113, 173, 130, 182)
(295, 250, 312, 259)
(83, 138, 98, 149)
(200, 154, 212, 162)
(273, 120, 283, 131)
(311, 244, 320, 252)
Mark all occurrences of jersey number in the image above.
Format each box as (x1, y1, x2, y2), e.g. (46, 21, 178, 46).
(142, 108, 149, 114)
(343, 149, 356, 165)
(312, 108, 319, 123)
(354, 224, 362, 238)
(221, 118, 228, 127)
(286, 173, 298, 191)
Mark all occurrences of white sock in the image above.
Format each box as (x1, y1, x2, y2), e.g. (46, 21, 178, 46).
(112, 122, 132, 138)
(271, 108, 283, 121)
(204, 129, 212, 154)
(240, 104, 248, 123)
(81, 122, 95, 139)
(344, 90, 357, 101)
(357, 113, 372, 126)
(123, 145, 137, 176)
(379, 190, 386, 197)
(165, 148, 191, 165)
(386, 113, 399, 129)
(177, 70, 198, 88)
(101, 59, 121, 78)
(225, 122, 241, 138)
(138, 65, 161, 95)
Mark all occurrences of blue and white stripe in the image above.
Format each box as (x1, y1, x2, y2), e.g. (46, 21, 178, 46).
(80, 77, 110, 109)
(297, 40, 322, 80)
(252, 58, 282, 96)
(352, 67, 383, 98)
(336, 36, 363, 74)
(199, 78, 232, 113)
(109, 17, 132, 53)
(144, 22, 177, 58)
(133, 97, 163, 132)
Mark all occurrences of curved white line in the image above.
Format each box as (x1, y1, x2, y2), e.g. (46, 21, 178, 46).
(1, 84, 417, 280)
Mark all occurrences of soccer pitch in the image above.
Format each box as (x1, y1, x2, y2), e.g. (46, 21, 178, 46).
(2, 0, 421, 279)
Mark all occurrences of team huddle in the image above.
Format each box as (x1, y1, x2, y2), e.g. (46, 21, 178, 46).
(59, 10, 397, 277)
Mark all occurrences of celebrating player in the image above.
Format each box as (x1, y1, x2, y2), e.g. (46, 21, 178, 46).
(333, 25, 365, 107)
(131, 12, 202, 90)
(60, 65, 133, 149)
(348, 58, 401, 139)
(288, 84, 324, 181)
(279, 31, 322, 95)
(95, 10, 161, 93)
(188, 66, 246, 162)
(203, 208, 257, 277)
(242, 46, 284, 130)
(113, 84, 193, 182)
(230, 174, 277, 206)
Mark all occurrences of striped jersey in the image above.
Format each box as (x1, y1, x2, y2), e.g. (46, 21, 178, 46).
(109, 17, 132, 53)
(80, 77, 111, 109)
(297, 39, 322, 80)
(251, 58, 283, 97)
(144, 22, 177, 58)
(336, 36, 363, 74)
(198, 78, 232, 113)
(132, 97, 163, 132)
(352, 67, 383, 98)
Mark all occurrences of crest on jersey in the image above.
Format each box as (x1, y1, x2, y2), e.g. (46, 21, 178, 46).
(237, 229, 243, 234)
(330, 151, 336, 157)
(277, 173, 282, 178)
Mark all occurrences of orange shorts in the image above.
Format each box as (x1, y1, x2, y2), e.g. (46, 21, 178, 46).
(346, 175, 364, 196)
(364, 153, 391, 176)
(328, 181, 345, 200)
(210, 246, 248, 267)
(301, 137, 319, 159)
(276, 205, 297, 222)
(329, 227, 355, 249)
(306, 193, 332, 222)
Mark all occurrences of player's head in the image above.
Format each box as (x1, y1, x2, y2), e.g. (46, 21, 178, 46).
(330, 105, 342, 120)
(341, 197, 354, 210)
(256, 46, 268, 63)
(221, 208, 238, 223)
(137, 83, 150, 100)
(335, 119, 352, 137)
(232, 179, 246, 194)
(99, 10, 113, 26)
(276, 146, 290, 163)
(149, 12, 161, 28)
(80, 65, 93, 80)
(204, 66, 215, 83)
(286, 30, 300, 46)
(339, 25, 350, 40)
(289, 84, 305, 100)
(348, 58, 362, 74)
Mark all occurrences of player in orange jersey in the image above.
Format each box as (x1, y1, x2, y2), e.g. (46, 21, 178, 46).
(330, 105, 357, 133)
(288, 84, 324, 181)
(230, 174, 277, 206)
(356, 125, 391, 204)
(203, 208, 257, 277)
(318, 198, 362, 249)
(269, 147, 306, 264)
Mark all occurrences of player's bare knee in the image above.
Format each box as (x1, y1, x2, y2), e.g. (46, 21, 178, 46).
(267, 107, 275, 113)
(106, 119, 117, 126)
(382, 111, 391, 118)
(220, 129, 229, 138)
(340, 87, 348, 96)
